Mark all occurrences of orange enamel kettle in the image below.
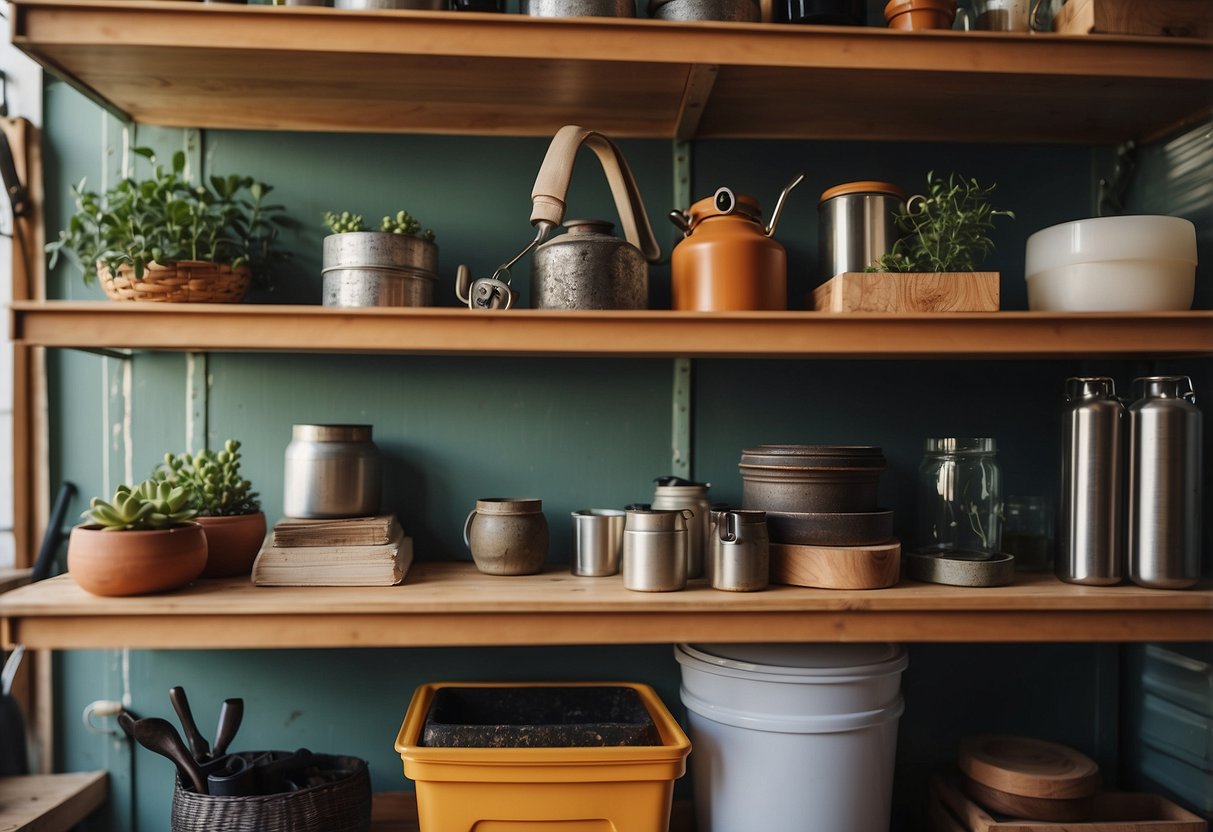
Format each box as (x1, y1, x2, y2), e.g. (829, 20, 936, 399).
(669, 173, 804, 311)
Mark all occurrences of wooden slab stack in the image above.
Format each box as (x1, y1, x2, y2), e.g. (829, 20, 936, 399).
(811, 272, 1000, 313)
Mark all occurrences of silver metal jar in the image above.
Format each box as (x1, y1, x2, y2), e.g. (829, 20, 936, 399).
(1058, 377, 1124, 585)
(322, 232, 438, 308)
(622, 509, 690, 592)
(283, 424, 381, 518)
(648, 0, 759, 20)
(709, 509, 769, 592)
(817, 181, 906, 282)
(524, 0, 634, 16)
(651, 477, 711, 579)
(531, 219, 648, 310)
(1128, 376, 1203, 589)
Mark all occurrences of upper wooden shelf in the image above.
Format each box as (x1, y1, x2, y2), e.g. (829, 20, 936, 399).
(10, 0, 1212, 142)
(9, 302, 1213, 359)
(2, 566, 1210, 648)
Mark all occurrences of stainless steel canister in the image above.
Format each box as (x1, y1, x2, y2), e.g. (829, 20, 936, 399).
(817, 181, 906, 282)
(622, 509, 691, 592)
(524, 0, 634, 15)
(709, 510, 769, 592)
(571, 509, 626, 576)
(1128, 376, 1203, 589)
(531, 220, 648, 310)
(283, 424, 381, 518)
(652, 477, 711, 579)
(1058, 377, 1125, 585)
(321, 232, 439, 308)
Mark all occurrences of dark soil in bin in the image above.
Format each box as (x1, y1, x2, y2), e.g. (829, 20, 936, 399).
(421, 686, 661, 748)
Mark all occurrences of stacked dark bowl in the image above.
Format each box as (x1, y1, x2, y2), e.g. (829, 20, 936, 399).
(738, 445, 894, 547)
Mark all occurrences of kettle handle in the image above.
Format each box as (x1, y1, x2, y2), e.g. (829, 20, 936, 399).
(530, 125, 662, 263)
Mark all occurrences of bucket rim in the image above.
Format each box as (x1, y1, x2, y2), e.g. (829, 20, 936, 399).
(675, 643, 908, 681)
(680, 687, 905, 734)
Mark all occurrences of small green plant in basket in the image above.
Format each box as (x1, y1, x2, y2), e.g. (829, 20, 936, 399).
(870, 171, 1014, 273)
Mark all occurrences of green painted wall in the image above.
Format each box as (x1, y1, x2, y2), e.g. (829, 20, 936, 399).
(37, 69, 1211, 831)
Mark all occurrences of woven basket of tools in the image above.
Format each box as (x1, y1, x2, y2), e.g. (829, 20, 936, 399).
(98, 260, 252, 303)
(170, 754, 371, 832)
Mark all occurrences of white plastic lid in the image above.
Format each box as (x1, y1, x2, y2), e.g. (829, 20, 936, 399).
(1025, 215, 1197, 278)
(677, 643, 907, 678)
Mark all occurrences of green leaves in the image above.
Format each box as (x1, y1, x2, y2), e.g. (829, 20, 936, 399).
(324, 208, 435, 242)
(151, 437, 261, 517)
(83, 479, 198, 531)
(47, 146, 292, 290)
(871, 171, 1014, 273)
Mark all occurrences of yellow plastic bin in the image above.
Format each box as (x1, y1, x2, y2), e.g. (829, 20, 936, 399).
(395, 681, 691, 832)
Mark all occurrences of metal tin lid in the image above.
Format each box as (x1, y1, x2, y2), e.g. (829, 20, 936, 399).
(677, 642, 907, 676)
(739, 444, 886, 470)
(560, 218, 617, 238)
(291, 424, 373, 442)
(625, 508, 689, 531)
(923, 437, 996, 454)
(819, 180, 907, 204)
(1133, 375, 1196, 401)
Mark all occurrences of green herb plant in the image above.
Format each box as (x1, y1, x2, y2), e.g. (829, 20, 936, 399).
(84, 480, 197, 531)
(870, 172, 1014, 273)
(47, 147, 293, 286)
(323, 209, 436, 242)
(154, 439, 261, 517)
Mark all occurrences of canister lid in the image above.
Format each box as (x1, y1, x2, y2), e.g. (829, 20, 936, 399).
(677, 642, 907, 676)
(1065, 377, 1117, 401)
(819, 181, 907, 204)
(923, 437, 996, 454)
(292, 424, 373, 442)
(739, 444, 886, 470)
(1133, 375, 1195, 401)
(685, 191, 763, 228)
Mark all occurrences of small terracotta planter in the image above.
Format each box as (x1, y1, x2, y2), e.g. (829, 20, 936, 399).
(884, 0, 956, 29)
(68, 524, 208, 597)
(196, 512, 267, 578)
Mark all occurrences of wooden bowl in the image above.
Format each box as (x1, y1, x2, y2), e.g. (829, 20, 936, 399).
(963, 774, 1095, 822)
(959, 735, 1101, 799)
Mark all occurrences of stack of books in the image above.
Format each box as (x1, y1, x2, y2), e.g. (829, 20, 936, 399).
(251, 513, 413, 586)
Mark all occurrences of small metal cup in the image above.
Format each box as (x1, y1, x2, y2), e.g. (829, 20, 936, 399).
(622, 509, 690, 592)
(571, 509, 626, 576)
(710, 510, 769, 592)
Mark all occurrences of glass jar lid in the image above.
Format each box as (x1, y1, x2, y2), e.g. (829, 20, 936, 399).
(923, 437, 996, 454)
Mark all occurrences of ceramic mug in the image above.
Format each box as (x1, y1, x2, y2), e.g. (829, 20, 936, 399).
(464, 498, 549, 576)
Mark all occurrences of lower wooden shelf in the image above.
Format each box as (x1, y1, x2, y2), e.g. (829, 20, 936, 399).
(1, 564, 1209, 649)
(0, 772, 107, 832)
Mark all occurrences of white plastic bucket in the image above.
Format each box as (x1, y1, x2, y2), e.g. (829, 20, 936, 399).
(676, 643, 908, 832)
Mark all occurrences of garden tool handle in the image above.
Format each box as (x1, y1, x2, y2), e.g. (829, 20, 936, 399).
(530, 125, 661, 263)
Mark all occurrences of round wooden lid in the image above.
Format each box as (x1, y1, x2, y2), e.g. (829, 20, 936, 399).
(958, 736, 1101, 799)
(819, 180, 906, 204)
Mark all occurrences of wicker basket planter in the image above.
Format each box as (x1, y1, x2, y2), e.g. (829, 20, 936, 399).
(99, 260, 252, 303)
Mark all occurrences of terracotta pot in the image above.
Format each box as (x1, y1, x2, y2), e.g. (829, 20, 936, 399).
(67, 523, 208, 596)
(884, 0, 956, 29)
(196, 512, 267, 578)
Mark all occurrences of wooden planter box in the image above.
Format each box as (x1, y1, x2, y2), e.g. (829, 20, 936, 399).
(812, 272, 1000, 313)
(1054, 0, 1212, 38)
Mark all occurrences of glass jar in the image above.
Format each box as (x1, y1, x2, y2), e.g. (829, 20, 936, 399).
(1004, 495, 1054, 572)
(917, 437, 1002, 557)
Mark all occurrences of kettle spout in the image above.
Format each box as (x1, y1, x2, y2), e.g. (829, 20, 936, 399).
(765, 171, 806, 237)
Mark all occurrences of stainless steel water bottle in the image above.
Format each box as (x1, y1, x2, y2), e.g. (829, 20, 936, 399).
(1128, 376, 1203, 589)
(1058, 377, 1124, 585)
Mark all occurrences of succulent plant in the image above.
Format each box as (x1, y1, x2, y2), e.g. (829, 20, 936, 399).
(155, 438, 261, 517)
(323, 209, 435, 242)
(84, 480, 197, 531)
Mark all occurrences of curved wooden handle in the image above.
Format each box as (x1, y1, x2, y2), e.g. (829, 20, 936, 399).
(530, 125, 661, 263)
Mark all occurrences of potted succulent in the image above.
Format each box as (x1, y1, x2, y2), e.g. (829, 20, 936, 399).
(870, 171, 1014, 273)
(321, 209, 438, 307)
(154, 439, 266, 578)
(46, 147, 292, 303)
(67, 480, 207, 596)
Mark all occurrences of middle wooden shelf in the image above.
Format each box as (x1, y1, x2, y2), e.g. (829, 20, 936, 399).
(2, 565, 1209, 649)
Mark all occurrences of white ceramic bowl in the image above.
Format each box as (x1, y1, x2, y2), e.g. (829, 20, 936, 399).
(1025, 215, 1197, 311)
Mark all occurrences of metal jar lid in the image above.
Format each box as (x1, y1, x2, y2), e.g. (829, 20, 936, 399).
(818, 180, 907, 205)
(923, 437, 996, 455)
(626, 508, 690, 532)
(291, 424, 374, 442)
(739, 444, 886, 471)
(1066, 377, 1117, 401)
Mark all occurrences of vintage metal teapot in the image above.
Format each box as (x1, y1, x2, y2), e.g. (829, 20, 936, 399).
(456, 125, 661, 310)
(668, 172, 804, 311)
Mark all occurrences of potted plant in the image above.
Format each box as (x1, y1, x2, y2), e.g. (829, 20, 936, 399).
(67, 480, 207, 596)
(870, 171, 1014, 273)
(321, 209, 439, 307)
(46, 147, 292, 303)
(155, 439, 266, 578)
(884, 0, 956, 29)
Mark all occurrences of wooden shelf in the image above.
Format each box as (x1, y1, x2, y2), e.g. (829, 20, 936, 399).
(0, 772, 107, 832)
(10, 0, 1212, 142)
(9, 302, 1213, 358)
(2, 566, 1210, 648)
